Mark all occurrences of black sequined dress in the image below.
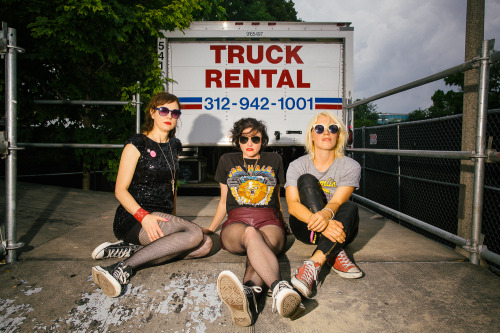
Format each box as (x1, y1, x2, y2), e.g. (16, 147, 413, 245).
(113, 133, 182, 240)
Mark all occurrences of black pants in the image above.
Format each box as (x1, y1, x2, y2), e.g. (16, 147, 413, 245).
(289, 173, 359, 261)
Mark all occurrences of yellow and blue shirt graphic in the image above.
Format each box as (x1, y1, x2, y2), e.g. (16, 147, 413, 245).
(227, 164, 277, 206)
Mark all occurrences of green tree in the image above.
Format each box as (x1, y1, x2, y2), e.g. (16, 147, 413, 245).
(224, 0, 298, 21)
(427, 89, 463, 118)
(427, 61, 500, 118)
(0, 0, 225, 187)
(353, 100, 378, 127)
(407, 108, 428, 121)
(1, 0, 299, 188)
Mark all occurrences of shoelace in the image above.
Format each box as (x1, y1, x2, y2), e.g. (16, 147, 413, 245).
(271, 281, 293, 313)
(243, 286, 262, 313)
(112, 263, 131, 284)
(336, 250, 353, 269)
(106, 246, 137, 258)
(299, 261, 319, 287)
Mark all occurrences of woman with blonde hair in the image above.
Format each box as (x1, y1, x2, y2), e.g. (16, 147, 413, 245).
(285, 111, 362, 298)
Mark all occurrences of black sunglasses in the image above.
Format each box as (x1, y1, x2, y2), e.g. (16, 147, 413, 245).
(155, 107, 182, 119)
(239, 136, 261, 144)
(314, 124, 339, 134)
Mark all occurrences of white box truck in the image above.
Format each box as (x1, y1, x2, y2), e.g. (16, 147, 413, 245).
(158, 21, 353, 181)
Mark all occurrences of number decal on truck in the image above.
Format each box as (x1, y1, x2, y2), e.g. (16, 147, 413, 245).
(199, 97, 341, 111)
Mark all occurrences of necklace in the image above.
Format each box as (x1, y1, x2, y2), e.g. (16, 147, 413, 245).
(155, 137, 176, 193)
(243, 153, 259, 175)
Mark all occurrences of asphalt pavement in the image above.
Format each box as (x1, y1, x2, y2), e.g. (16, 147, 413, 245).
(0, 181, 499, 332)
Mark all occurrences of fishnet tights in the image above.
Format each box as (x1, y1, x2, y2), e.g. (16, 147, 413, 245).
(221, 223, 285, 288)
(124, 212, 204, 269)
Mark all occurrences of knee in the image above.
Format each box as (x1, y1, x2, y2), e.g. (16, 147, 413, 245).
(297, 174, 325, 211)
(242, 227, 263, 246)
(188, 224, 204, 245)
(266, 237, 285, 255)
(337, 201, 360, 231)
(198, 235, 214, 257)
(297, 173, 319, 188)
(339, 201, 359, 216)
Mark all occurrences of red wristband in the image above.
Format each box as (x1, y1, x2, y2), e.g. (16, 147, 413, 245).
(134, 208, 149, 223)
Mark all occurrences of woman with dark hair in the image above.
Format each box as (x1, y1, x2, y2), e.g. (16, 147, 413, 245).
(205, 118, 301, 327)
(91, 92, 212, 297)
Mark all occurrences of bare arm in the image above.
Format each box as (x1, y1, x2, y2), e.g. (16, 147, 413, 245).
(204, 183, 228, 234)
(275, 185, 286, 223)
(115, 143, 167, 242)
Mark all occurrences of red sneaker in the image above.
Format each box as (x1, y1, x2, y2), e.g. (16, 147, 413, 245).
(291, 260, 321, 298)
(328, 250, 363, 279)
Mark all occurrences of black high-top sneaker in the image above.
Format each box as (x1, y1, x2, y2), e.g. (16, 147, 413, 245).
(92, 261, 133, 297)
(91, 241, 140, 260)
(243, 285, 262, 324)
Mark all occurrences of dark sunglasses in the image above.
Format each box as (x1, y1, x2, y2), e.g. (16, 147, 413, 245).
(239, 136, 261, 144)
(155, 107, 182, 119)
(314, 124, 339, 134)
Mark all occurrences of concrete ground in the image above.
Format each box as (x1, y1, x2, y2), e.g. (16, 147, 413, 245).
(0, 181, 499, 332)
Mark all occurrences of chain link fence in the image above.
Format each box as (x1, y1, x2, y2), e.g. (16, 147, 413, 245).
(351, 110, 500, 264)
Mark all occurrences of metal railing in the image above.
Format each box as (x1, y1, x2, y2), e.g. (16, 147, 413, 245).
(2, 22, 499, 268)
(346, 40, 500, 267)
(1, 25, 142, 262)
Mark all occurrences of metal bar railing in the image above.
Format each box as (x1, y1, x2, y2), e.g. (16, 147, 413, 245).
(469, 40, 493, 265)
(19, 143, 124, 149)
(347, 42, 500, 266)
(15, 171, 101, 178)
(347, 148, 475, 160)
(363, 166, 462, 188)
(33, 100, 130, 106)
(352, 194, 468, 247)
(481, 247, 500, 267)
(3, 26, 25, 263)
(28, 93, 142, 149)
(1, 24, 142, 263)
(347, 60, 475, 109)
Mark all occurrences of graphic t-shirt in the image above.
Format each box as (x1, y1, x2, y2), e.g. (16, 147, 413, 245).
(285, 154, 361, 202)
(215, 152, 285, 213)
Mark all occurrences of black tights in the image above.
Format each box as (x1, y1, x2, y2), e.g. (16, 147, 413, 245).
(289, 174, 359, 261)
(221, 223, 285, 289)
(123, 212, 212, 269)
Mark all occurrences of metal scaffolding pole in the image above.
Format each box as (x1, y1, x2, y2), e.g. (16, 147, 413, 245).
(136, 82, 141, 133)
(4, 27, 25, 263)
(469, 40, 493, 264)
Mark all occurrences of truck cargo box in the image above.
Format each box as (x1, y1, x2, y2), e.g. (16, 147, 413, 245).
(158, 21, 354, 147)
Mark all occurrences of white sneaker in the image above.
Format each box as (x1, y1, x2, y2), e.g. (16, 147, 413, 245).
(217, 270, 252, 327)
(272, 281, 302, 318)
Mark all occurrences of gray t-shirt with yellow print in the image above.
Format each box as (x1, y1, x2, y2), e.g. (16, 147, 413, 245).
(284, 154, 361, 202)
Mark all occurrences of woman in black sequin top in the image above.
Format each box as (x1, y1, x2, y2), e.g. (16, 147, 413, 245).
(90, 92, 212, 298)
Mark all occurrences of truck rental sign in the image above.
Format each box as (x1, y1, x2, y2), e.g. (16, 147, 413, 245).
(159, 22, 352, 146)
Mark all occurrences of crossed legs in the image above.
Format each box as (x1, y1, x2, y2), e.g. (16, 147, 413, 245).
(221, 223, 285, 288)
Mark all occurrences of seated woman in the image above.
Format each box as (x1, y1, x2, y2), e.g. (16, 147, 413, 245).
(205, 118, 301, 327)
(91, 92, 212, 297)
(285, 111, 362, 299)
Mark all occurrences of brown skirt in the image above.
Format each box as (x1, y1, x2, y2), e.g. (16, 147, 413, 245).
(219, 207, 286, 250)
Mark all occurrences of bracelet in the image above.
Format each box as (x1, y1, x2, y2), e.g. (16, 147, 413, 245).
(134, 208, 149, 223)
(321, 207, 335, 221)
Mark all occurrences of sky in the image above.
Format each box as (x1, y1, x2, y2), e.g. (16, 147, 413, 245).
(293, 0, 500, 115)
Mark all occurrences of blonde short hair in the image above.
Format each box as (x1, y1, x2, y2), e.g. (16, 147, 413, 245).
(305, 112, 347, 160)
